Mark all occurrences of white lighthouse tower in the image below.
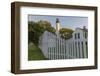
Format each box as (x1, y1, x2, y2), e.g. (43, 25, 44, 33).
(56, 18, 61, 35)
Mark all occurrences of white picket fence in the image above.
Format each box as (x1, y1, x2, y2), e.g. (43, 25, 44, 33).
(39, 31, 88, 60)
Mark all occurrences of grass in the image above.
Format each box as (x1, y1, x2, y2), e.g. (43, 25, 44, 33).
(28, 42, 47, 60)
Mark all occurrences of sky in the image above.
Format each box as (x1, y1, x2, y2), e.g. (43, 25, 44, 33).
(28, 15, 88, 30)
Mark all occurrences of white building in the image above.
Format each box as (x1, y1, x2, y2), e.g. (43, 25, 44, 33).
(39, 19, 88, 60)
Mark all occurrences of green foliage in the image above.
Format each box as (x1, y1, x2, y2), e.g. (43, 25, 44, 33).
(28, 20, 55, 45)
(46, 26, 56, 33)
(28, 21, 43, 45)
(59, 28, 74, 39)
(38, 20, 51, 29)
(38, 20, 56, 33)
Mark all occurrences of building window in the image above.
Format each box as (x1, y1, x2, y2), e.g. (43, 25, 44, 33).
(81, 42, 84, 58)
(85, 32, 87, 39)
(73, 43, 74, 57)
(68, 43, 70, 58)
(78, 42, 80, 58)
(75, 33, 77, 39)
(85, 41, 88, 58)
(54, 47, 55, 54)
(83, 32, 87, 39)
(70, 44, 72, 57)
(78, 33, 80, 39)
(75, 42, 77, 57)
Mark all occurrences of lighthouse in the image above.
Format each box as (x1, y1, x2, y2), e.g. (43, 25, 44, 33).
(56, 18, 61, 35)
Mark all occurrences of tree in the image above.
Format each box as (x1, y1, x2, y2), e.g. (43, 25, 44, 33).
(28, 20, 56, 45)
(59, 28, 74, 39)
(38, 20, 51, 29)
(37, 20, 56, 33)
(28, 21, 44, 45)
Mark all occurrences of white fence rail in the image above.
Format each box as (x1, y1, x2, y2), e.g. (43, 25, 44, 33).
(39, 31, 88, 60)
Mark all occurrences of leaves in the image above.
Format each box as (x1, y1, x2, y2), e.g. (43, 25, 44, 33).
(28, 20, 56, 45)
(59, 28, 74, 39)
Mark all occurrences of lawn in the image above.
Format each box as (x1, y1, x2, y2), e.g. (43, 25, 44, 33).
(28, 42, 47, 60)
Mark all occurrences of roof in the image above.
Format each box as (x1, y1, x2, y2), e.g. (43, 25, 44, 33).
(75, 28, 88, 32)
